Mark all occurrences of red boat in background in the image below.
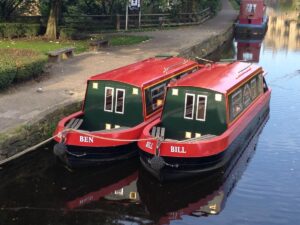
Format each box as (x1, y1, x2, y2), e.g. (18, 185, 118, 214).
(235, 0, 268, 36)
(53, 56, 199, 167)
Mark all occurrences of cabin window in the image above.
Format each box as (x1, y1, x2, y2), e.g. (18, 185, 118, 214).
(243, 84, 251, 107)
(231, 89, 243, 120)
(196, 95, 207, 121)
(246, 4, 257, 14)
(115, 89, 125, 114)
(257, 74, 264, 95)
(184, 94, 195, 120)
(250, 78, 257, 99)
(104, 87, 114, 112)
(145, 83, 166, 115)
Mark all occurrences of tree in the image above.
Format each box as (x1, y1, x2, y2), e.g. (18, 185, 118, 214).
(44, 0, 61, 39)
(0, 0, 28, 20)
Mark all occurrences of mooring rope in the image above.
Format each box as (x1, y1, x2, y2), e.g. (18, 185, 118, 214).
(0, 129, 157, 166)
(0, 135, 58, 166)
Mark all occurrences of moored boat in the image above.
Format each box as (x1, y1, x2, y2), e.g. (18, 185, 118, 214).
(53, 56, 199, 167)
(138, 61, 271, 180)
(235, 0, 269, 37)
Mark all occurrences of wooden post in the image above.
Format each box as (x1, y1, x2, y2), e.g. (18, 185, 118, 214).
(116, 14, 120, 31)
(125, 1, 129, 31)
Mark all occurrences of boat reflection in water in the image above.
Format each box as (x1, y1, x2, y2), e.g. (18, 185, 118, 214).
(137, 113, 269, 224)
(235, 33, 264, 63)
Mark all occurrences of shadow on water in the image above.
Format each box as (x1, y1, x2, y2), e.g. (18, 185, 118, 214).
(0, 113, 269, 225)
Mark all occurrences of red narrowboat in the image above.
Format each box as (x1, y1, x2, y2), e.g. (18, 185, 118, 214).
(53, 56, 199, 167)
(138, 61, 271, 180)
(235, 0, 268, 36)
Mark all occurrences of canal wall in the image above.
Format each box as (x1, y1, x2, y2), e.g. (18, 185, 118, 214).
(0, 24, 234, 161)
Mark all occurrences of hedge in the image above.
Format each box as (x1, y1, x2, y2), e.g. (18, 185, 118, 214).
(0, 23, 41, 38)
(0, 49, 47, 89)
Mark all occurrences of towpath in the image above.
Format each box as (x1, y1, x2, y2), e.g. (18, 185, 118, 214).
(0, 0, 237, 133)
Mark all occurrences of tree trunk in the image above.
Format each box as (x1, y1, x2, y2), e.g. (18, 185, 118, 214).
(45, 0, 61, 40)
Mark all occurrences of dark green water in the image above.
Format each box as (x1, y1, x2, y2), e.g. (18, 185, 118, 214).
(1, 1, 300, 225)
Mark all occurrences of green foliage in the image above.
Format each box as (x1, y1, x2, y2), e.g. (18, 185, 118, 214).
(108, 35, 150, 46)
(0, 39, 89, 54)
(59, 27, 77, 39)
(0, 52, 17, 89)
(0, 23, 41, 38)
(229, 0, 240, 10)
(0, 49, 47, 89)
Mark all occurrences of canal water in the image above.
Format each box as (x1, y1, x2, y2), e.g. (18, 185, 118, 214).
(1, 2, 300, 225)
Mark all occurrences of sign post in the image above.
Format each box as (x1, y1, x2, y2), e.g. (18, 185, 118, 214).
(125, 1, 129, 31)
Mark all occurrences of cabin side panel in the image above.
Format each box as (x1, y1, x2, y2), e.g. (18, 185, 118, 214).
(82, 81, 144, 131)
(161, 87, 227, 140)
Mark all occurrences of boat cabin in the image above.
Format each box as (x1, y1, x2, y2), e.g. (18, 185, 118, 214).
(239, 0, 266, 25)
(159, 62, 266, 140)
(79, 57, 199, 132)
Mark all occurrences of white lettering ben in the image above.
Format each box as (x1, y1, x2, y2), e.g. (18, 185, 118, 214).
(79, 136, 94, 143)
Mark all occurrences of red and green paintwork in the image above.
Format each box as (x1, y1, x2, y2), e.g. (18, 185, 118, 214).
(138, 61, 271, 158)
(54, 57, 198, 147)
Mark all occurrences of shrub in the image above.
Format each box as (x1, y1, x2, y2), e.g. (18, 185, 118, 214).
(0, 23, 41, 38)
(59, 27, 77, 39)
(0, 49, 47, 89)
(0, 52, 17, 89)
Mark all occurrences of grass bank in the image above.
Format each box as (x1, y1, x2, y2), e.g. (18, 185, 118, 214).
(0, 49, 47, 89)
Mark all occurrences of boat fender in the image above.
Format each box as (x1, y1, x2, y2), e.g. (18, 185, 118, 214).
(150, 156, 165, 171)
(53, 143, 67, 157)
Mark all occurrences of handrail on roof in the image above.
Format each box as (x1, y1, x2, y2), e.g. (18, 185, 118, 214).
(163, 59, 189, 74)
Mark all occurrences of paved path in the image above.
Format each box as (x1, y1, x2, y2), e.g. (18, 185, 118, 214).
(0, 0, 237, 132)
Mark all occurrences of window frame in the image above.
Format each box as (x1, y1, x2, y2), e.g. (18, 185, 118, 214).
(104, 87, 114, 112)
(250, 78, 257, 100)
(115, 88, 125, 114)
(243, 83, 252, 107)
(230, 89, 243, 120)
(184, 93, 195, 120)
(196, 95, 207, 121)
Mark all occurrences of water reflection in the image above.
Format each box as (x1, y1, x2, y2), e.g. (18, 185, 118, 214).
(0, 114, 269, 225)
(137, 115, 269, 224)
(235, 34, 263, 62)
(264, 3, 300, 52)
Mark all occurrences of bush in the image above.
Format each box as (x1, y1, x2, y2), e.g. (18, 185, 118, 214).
(0, 23, 41, 38)
(0, 55, 17, 89)
(59, 27, 77, 39)
(0, 49, 47, 89)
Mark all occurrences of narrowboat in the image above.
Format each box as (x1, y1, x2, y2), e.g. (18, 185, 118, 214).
(138, 61, 271, 180)
(53, 56, 199, 167)
(235, 0, 269, 37)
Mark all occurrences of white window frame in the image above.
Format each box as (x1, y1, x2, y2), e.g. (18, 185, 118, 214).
(115, 88, 125, 114)
(184, 93, 195, 120)
(196, 95, 207, 121)
(104, 87, 114, 112)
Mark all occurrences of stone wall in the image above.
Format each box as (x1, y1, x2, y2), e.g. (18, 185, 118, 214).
(0, 101, 81, 160)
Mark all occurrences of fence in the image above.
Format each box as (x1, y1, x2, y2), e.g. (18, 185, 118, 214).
(12, 8, 212, 32)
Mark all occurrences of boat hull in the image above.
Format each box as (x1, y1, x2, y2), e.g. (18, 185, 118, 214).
(139, 98, 270, 181)
(54, 142, 139, 168)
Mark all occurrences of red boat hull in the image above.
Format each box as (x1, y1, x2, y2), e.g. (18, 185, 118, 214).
(138, 89, 271, 179)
